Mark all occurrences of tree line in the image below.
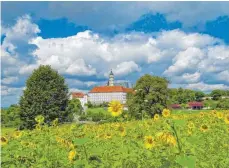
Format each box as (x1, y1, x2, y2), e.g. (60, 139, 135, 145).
(1, 65, 229, 128)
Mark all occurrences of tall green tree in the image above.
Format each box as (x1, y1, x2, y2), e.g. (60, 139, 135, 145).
(210, 90, 222, 100)
(195, 91, 205, 101)
(19, 65, 69, 129)
(127, 74, 169, 119)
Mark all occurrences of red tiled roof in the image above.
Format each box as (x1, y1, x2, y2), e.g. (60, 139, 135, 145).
(71, 92, 85, 98)
(89, 86, 133, 93)
(188, 101, 203, 107)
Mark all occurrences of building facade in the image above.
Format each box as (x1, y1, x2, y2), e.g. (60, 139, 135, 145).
(70, 92, 88, 107)
(70, 70, 133, 105)
(88, 86, 132, 104)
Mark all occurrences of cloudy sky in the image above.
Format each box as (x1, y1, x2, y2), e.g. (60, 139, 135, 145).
(1, 1, 229, 107)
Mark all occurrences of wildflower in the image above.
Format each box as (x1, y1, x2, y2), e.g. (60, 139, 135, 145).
(162, 109, 171, 118)
(13, 131, 22, 139)
(154, 114, 160, 121)
(108, 100, 123, 117)
(144, 136, 155, 149)
(1, 136, 8, 146)
(217, 112, 223, 119)
(200, 124, 209, 132)
(35, 115, 44, 124)
(224, 114, 229, 124)
(68, 150, 77, 162)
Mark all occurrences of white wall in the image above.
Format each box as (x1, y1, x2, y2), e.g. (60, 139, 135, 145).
(88, 92, 127, 104)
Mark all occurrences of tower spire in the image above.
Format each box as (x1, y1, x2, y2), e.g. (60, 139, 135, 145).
(108, 69, 114, 86)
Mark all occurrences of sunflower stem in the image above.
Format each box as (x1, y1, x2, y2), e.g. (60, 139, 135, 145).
(171, 122, 182, 154)
(83, 145, 88, 161)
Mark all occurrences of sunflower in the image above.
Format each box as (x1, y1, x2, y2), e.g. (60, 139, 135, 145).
(187, 122, 195, 129)
(200, 112, 204, 117)
(108, 100, 123, 117)
(105, 133, 112, 139)
(187, 129, 192, 135)
(144, 136, 155, 149)
(217, 112, 223, 119)
(68, 150, 77, 162)
(200, 124, 209, 132)
(13, 131, 22, 139)
(35, 124, 41, 131)
(35, 115, 44, 124)
(52, 118, 59, 127)
(162, 109, 171, 118)
(224, 114, 229, 124)
(20, 141, 30, 147)
(118, 126, 126, 137)
(1, 136, 8, 146)
(154, 114, 160, 121)
(212, 110, 217, 117)
(166, 134, 177, 146)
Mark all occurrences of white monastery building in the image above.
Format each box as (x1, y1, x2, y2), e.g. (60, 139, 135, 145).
(70, 70, 133, 106)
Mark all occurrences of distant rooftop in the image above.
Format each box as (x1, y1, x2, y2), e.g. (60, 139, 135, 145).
(89, 86, 133, 93)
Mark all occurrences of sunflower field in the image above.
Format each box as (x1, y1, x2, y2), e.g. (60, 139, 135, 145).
(1, 108, 229, 168)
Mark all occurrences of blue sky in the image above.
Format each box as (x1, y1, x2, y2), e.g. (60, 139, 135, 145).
(1, 1, 229, 107)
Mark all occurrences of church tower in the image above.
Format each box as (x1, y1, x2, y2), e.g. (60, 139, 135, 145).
(108, 69, 114, 86)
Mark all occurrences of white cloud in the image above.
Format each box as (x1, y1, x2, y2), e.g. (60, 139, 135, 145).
(1, 85, 23, 96)
(112, 61, 141, 77)
(171, 72, 201, 84)
(186, 82, 229, 92)
(1, 15, 40, 77)
(164, 47, 205, 76)
(1, 15, 229, 107)
(1, 77, 19, 85)
(217, 70, 229, 82)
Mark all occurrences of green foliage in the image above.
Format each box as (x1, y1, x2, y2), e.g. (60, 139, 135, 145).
(86, 101, 109, 108)
(86, 101, 93, 108)
(86, 108, 111, 122)
(127, 74, 169, 119)
(176, 155, 196, 168)
(65, 99, 83, 121)
(203, 99, 218, 109)
(195, 91, 205, 102)
(210, 89, 223, 100)
(19, 65, 69, 129)
(1, 105, 21, 127)
(168, 88, 201, 104)
(216, 99, 229, 109)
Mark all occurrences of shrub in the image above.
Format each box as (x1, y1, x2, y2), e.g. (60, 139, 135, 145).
(216, 98, 229, 109)
(1, 105, 21, 128)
